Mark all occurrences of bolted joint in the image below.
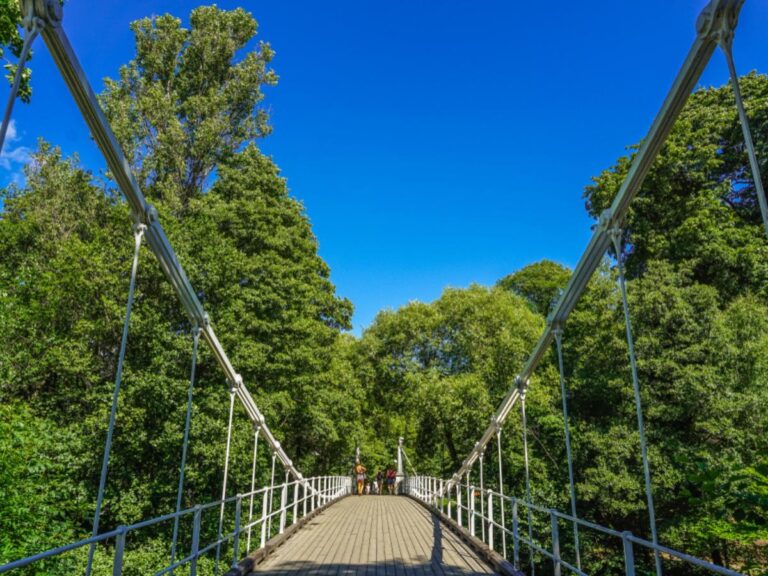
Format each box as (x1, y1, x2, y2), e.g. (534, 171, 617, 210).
(252, 422, 262, 433)
(273, 441, 281, 451)
(597, 208, 614, 232)
(133, 222, 147, 238)
(515, 376, 529, 394)
(143, 203, 159, 226)
(232, 373, 243, 390)
(22, 0, 61, 31)
(696, 0, 743, 47)
(607, 226, 625, 264)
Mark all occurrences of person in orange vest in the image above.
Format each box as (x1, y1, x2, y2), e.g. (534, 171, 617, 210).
(354, 462, 367, 496)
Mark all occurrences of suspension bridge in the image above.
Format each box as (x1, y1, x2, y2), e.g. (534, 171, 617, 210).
(0, 0, 765, 574)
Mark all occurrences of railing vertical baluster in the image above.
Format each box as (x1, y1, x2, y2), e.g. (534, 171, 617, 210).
(112, 526, 126, 576)
(466, 474, 471, 526)
(496, 425, 508, 559)
(246, 425, 260, 553)
(512, 498, 520, 569)
(232, 495, 242, 568)
(457, 481, 463, 528)
(622, 532, 636, 576)
(550, 510, 561, 576)
(292, 480, 299, 524)
(479, 452, 486, 544)
(190, 506, 201, 576)
(470, 485, 476, 537)
(439, 479, 445, 514)
(265, 452, 277, 542)
(487, 491, 494, 551)
(279, 472, 289, 534)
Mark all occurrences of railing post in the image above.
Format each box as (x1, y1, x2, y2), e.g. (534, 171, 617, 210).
(308, 478, 314, 511)
(112, 526, 126, 576)
(470, 485, 476, 537)
(479, 452, 486, 544)
(622, 532, 636, 576)
(512, 498, 520, 569)
(279, 472, 289, 534)
(190, 506, 201, 576)
(550, 510, 561, 576)
(292, 480, 299, 524)
(439, 479, 445, 514)
(232, 494, 243, 568)
(302, 481, 308, 517)
(457, 481, 463, 528)
(487, 491, 494, 551)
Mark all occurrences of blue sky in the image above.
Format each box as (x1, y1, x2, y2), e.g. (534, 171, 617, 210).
(2, 1, 767, 333)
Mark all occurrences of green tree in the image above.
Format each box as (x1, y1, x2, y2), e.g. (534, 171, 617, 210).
(1, 0, 31, 102)
(585, 73, 768, 299)
(100, 6, 277, 211)
(0, 4, 352, 565)
(497, 259, 571, 317)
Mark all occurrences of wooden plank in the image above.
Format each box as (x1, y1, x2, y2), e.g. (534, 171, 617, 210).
(250, 496, 498, 575)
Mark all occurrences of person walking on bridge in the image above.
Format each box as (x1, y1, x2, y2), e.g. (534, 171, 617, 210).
(386, 468, 396, 495)
(354, 462, 367, 495)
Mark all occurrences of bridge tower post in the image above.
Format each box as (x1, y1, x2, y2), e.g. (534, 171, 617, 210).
(292, 479, 299, 525)
(279, 471, 289, 534)
(397, 437, 405, 493)
(456, 477, 463, 527)
(487, 491, 494, 551)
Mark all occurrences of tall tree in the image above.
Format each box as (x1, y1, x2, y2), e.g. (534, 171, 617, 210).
(100, 6, 277, 211)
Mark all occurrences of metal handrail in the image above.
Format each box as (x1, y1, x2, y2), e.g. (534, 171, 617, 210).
(405, 476, 745, 576)
(0, 476, 352, 574)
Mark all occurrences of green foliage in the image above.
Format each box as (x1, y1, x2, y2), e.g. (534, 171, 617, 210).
(353, 285, 543, 473)
(585, 72, 768, 298)
(0, 0, 31, 102)
(100, 6, 277, 210)
(0, 5, 351, 567)
(1, 4, 767, 574)
(497, 259, 571, 317)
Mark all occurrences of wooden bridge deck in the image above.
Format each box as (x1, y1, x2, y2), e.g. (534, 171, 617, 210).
(250, 496, 499, 575)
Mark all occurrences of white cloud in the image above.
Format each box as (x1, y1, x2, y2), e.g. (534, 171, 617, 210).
(0, 119, 31, 180)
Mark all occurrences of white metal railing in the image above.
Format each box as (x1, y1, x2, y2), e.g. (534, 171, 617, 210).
(405, 476, 744, 576)
(0, 475, 351, 575)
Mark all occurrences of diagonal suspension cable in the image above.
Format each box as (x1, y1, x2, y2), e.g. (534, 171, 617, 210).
(86, 223, 145, 576)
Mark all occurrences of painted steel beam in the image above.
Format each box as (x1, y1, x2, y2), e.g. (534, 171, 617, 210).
(448, 0, 744, 488)
(27, 0, 304, 484)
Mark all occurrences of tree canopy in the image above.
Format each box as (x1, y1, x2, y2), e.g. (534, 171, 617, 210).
(0, 4, 766, 574)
